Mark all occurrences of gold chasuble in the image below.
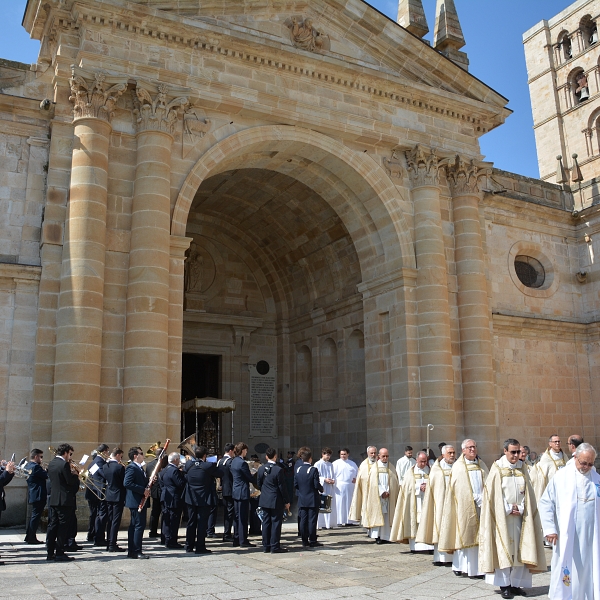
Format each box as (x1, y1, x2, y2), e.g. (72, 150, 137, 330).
(390, 464, 429, 543)
(479, 457, 547, 574)
(351, 460, 399, 528)
(416, 459, 451, 546)
(531, 448, 566, 500)
(438, 454, 489, 553)
(349, 458, 376, 524)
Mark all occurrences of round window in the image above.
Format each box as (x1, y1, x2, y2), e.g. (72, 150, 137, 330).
(514, 255, 545, 288)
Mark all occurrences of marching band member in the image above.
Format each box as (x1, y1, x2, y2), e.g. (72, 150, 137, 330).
(159, 452, 186, 549)
(124, 447, 150, 559)
(0, 453, 15, 565)
(86, 444, 109, 546)
(24, 448, 48, 545)
(104, 448, 126, 552)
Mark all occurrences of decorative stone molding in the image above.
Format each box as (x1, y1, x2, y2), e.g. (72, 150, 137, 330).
(405, 145, 440, 187)
(133, 81, 190, 135)
(286, 17, 330, 52)
(383, 149, 405, 179)
(69, 66, 128, 123)
(445, 154, 491, 195)
(183, 108, 211, 142)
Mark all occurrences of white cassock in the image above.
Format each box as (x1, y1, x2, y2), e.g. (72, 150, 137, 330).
(485, 456, 532, 588)
(410, 465, 433, 552)
(396, 455, 416, 484)
(314, 458, 337, 529)
(333, 458, 358, 525)
(539, 464, 600, 600)
(453, 458, 485, 577)
(369, 461, 392, 541)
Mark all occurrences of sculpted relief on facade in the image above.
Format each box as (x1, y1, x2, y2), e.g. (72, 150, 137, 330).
(286, 17, 330, 52)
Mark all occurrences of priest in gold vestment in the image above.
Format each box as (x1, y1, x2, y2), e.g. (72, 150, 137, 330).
(439, 439, 489, 578)
(349, 446, 378, 527)
(532, 434, 566, 501)
(479, 439, 546, 599)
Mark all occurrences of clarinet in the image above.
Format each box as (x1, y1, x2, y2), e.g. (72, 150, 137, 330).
(138, 439, 170, 512)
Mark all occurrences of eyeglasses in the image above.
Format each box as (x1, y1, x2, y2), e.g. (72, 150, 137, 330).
(577, 458, 595, 468)
(464, 446, 476, 450)
(506, 450, 520, 455)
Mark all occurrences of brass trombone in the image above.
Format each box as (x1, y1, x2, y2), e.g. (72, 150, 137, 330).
(48, 446, 106, 501)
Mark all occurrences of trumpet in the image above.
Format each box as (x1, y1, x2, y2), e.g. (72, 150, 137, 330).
(14, 457, 33, 479)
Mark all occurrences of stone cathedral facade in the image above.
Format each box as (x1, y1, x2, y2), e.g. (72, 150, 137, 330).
(0, 0, 598, 520)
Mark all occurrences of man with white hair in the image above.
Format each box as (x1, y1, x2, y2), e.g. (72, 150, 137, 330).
(159, 451, 186, 549)
(332, 448, 357, 526)
(439, 439, 489, 578)
(539, 442, 600, 600)
(391, 450, 433, 552)
(416, 444, 456, 565)
(349, 445, 378, 527)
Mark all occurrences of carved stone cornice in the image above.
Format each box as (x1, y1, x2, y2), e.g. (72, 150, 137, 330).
(69, 66, 128, 123)
(133, 81, 190, 135)
(405, 145, 441, 188)
(445, 155, 491, 196)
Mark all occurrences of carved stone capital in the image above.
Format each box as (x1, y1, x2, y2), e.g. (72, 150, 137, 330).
(133, 81, 190, 135)
(69, 66, 128, 123)
(445, 155, 491, 196)
(405, 145, 441, 188)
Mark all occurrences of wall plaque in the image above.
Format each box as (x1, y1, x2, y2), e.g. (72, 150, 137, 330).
(249, 362, 277, 437)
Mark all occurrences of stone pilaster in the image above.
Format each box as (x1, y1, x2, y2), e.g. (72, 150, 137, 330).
(406, 145, 456, 445)
(52, 67, 126, 444)
(445, 155, 497, 458)
(123, 81, 189, 450)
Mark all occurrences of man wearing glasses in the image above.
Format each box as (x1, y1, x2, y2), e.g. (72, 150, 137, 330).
(479, 439, 546, 599)
(532, 434, 565, 501)
(539, 443, 600, 600)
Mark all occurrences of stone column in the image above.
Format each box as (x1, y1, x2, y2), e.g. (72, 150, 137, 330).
(123, 82, 188, 449)
(446, 156, 497, 459)
(406, 146, 456, 445)
(52, 68, 126, 444)
(167, 235, 192, 442)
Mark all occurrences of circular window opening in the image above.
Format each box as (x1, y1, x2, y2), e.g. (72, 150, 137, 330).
(256, 360, 270, 375)
(514, 255, 545, 288)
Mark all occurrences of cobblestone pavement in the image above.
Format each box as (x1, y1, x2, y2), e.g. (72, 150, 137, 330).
(0, 523, 551, 600)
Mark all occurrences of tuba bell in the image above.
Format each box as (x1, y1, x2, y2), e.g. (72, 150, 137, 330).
(177, 434, 197, 457)
(146, 441, 162, 461)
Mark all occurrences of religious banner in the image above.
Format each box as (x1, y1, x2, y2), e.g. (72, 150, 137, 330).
(249, 361, 277, 438)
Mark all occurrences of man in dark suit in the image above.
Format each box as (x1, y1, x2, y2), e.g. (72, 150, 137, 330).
(294, 449, 323, 548)
(86, 444, 109, 546)
(46, 443, 80, 561)
(0, 454, 15, 565)
(184, 445, 223, 554)
(145, 445, 163, 541)
(230, 442, 257, 547)
(257, 448, 290, 554)
(159, 452, 186, 549)
(124, 447, 150, 559)
(103, 448, 126, 552)
(24, 448, 48, 544)
(217, 443, 235, 542)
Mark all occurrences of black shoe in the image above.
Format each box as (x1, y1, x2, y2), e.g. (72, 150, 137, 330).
(469, 575, 485, 580)
(263, 547, 270, 553)
(309, 542, 323, 547)
(232, 542, 240, 547)
(24, 538, 44, 545)
(433, 561, 443, 566)
(222, 535, 234, 542)
(66, 544, 82, 552)
(0, 561, 4, 566)
(195, 549, 212, 554)
(301, 542, 310, 547)
(453, 571, 463, 577)
(501, 587, 515, 600)
(46, 554, 55, 561)
(55, 554, 74, 562)
(271, 547, 288, 553)
(128, 553, 149, 559)
(166, 543, 184, 549)
(148, 533, 158, 539)
(240, 542, 256, 547)
(107, 546, 126, 552)
(206, 533, 215, 538)
(510, 588, 527, 597)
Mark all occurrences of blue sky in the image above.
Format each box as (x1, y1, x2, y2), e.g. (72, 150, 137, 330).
(1, 1, 572, 178)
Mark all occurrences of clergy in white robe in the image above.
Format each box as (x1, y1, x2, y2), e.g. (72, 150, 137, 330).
(532, 435, 567, 500)
(349, 446, 378, 526)
(479, 439, 547, 598)
(396, 446, 416, 484)
(539, 443, 600, 600)
(332, 448, 358, 526)
(439, 439, 489, 578)
(314, 448, 337, 529)
(390, 451, 433, 551)
(416, 445, 456, 564)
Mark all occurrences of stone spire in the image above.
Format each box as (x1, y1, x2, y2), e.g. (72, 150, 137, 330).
(433, 0, 469, 71)
(397, 0, 429, 39)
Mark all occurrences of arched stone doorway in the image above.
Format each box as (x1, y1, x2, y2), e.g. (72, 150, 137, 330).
(171, 126, 416, 457)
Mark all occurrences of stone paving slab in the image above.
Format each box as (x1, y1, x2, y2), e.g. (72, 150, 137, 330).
(0, 523, 551, 599)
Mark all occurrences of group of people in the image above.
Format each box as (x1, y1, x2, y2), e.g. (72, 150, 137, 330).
(344, 436, 598, 600)
(0, 434, 598, 600)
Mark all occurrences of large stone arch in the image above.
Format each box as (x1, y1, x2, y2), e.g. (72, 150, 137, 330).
(172, 125, 415, 279)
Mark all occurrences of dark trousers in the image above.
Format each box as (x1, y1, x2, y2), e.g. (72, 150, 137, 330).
(47, 506, 73, 556)
(249, 496, 261, 535)
(26, 500, 45, 541)
(148, 496, 162, 536)
(233, 499, 249, 545)
(222, 496, 235, 538)
(161, 505, 182, 546)
(127, 507, 146, 556)
(86, 497, 99, 540)
(94, 499, 108, 545)
(299, 507, 318, 545)
(106, 501, 124, 549)
(261, 507, 283, 551)
(186, 504, 211, 552)
(206, 504, 217, 535)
